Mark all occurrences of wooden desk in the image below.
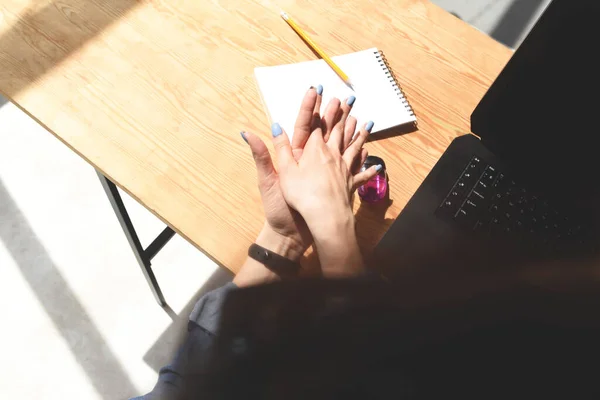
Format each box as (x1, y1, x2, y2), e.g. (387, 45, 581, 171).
(0, 0, 511, 274)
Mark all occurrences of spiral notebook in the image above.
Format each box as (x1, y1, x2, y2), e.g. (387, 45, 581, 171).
(254, 48, 416, 140)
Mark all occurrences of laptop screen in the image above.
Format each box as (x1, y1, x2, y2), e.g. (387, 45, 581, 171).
(471, 0, 600, 199)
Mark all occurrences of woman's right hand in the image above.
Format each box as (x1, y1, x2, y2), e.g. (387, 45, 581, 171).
(270, 89, 381, 275)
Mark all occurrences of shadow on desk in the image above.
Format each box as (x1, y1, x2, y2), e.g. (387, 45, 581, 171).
(367, 122, 418, 143)
(0, 0, 140, 100)
(355, 182, 396, 266)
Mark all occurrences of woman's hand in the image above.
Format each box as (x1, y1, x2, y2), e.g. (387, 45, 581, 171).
(241, 130, 311, 263)
(241, 87, 327, 261)
(239, 86, 379, 281)
(272, 94, 380, 233)
(235, 87, 324, 287)
(270, 90, 381, 276)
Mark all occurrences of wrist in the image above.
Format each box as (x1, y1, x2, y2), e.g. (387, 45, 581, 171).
(307, 213, 365, 277)
(306, 210, 356, 246)
(234, 224, 304, 288)
(255, 223, 305, 262)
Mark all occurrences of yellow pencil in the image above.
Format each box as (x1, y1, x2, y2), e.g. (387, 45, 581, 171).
(280, 11, 353, 89)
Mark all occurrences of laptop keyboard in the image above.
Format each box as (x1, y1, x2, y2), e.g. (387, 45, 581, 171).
(437, 156, 585, 250)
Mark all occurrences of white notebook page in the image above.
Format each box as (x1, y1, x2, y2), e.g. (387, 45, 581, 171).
(254, 48, 416, 140)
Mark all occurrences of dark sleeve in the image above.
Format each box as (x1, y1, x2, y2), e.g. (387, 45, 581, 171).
(132, 282, 237, 400)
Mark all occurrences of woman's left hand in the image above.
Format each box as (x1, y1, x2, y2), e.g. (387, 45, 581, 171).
(241, 87, 325, 262)
(242, 130, 311, 262)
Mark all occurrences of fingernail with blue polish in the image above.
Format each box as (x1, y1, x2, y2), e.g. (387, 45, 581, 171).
(240, 131, 248, 143)
(346, 96, 356, 106)
(271, 123, 283, 137)
(316, 84, 323, 95)
(365, 121, 374, 132)
(375, 164, 383, 172)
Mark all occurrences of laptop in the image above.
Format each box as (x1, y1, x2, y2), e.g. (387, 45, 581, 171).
(375, 0, 600, 280)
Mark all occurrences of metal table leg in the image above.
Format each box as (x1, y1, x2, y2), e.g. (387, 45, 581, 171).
(97, 171, 175, 307)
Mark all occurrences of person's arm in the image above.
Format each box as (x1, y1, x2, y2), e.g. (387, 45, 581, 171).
(243, 87, 379, 278)
(267, 94, 379, 277)
(135, 87, 374, 398)
(307, 211, 364, 277)
(133, 225, 302, 400)
(233, 224, 304, 287)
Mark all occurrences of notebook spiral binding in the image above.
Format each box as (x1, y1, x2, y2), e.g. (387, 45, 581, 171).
(374, 50, 416, 119)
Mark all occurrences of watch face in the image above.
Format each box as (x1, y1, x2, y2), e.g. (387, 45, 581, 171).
(260, 249, 271, 262)
(249, 244, 300, 276)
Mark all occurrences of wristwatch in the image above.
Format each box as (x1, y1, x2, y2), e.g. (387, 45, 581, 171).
(248, 243, 301, 276)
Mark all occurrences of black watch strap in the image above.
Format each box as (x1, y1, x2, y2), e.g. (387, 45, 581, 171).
(248, 243, 301, 276)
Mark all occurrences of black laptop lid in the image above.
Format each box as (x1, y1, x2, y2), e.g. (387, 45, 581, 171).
(471, 0, 600, 198)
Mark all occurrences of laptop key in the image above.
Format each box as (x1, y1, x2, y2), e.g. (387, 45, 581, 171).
(467, 190, 485, 205)
(494, 173, 505, 187)
(464, 198, 480, 214)
(454, 208, 473, 228)
(438, 198, 460, 219)
(456, 180, 469, 192)
(514, 220, 525, 233)
(467, 157, 485, 179)
(481, 167, 498, 186)
(473, 181, 491, 199)
(461, 171, 478, 186)
(471, 189, 485, 201)
(489, 217, 503, 235)
(473, 220, 485, 231)
(448, 189, 463, 201)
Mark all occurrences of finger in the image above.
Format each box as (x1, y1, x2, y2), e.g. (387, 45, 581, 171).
(311, 84, 324, 132)
(359, 147, 369, 168)
(351, 148, 369, 175)
(329, 95, 356, 152)
(346, 120, 374, 149)
(352, 164, 382, 191)
(343, 120, 374, 167)
(271, 122, 295, 168)
(321, 97, 341, 142)
(343, 116, 357, 151)
(242, 131, 277, 186)
(292, 87, 318, 160)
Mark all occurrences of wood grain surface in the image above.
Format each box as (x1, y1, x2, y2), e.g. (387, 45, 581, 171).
(0, 0, 512, 274)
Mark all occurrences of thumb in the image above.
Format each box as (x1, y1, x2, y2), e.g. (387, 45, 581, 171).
(271, 123, 295, 168)
(242, 131, 277, 188)
(352, 165, 381, 191)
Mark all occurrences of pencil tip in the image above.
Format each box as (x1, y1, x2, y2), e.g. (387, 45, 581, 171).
(280, 11, 288, 19)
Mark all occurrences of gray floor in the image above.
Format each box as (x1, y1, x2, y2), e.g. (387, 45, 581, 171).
(0, 101, 232, 399)
(434, 0, 551, 48)
(0, 1, 551, 399)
